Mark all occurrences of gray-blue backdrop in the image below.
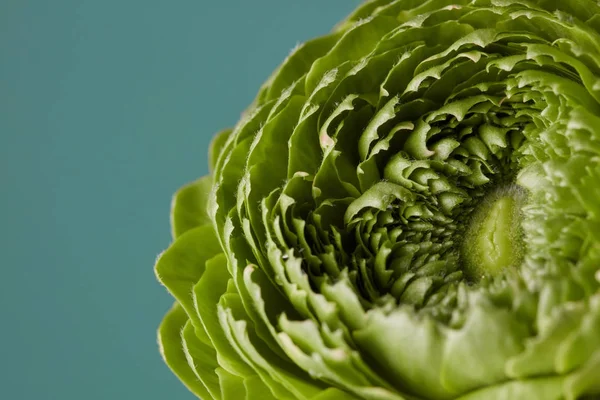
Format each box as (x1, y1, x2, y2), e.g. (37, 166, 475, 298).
(1, 1, 362, 399)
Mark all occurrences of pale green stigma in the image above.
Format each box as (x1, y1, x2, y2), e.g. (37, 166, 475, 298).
(462, 185, 526, 279)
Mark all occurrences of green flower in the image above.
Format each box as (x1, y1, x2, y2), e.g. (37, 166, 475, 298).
(155, 1, 600, 399)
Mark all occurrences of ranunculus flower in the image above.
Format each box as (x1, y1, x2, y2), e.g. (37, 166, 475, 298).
(155, 1, 600, 399)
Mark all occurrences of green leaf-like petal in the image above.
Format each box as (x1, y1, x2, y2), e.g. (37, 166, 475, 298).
(157, 303, 212, 399)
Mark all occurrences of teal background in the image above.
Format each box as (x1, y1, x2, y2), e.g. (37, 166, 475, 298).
(1, 1, 361, 399)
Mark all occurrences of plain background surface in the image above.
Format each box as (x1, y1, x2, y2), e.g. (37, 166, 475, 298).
(1, 1, 363, 399)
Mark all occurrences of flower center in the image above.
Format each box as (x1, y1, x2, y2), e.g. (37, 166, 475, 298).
(462, 184, 526, 279)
